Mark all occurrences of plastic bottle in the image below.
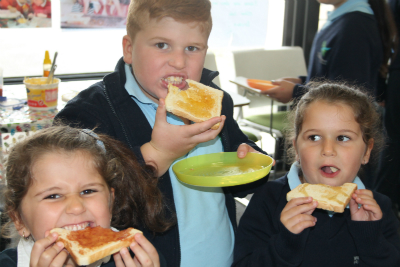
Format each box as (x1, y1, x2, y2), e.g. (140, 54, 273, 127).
(43, 51, 51, 77)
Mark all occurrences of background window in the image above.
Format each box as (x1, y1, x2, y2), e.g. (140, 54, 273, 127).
(0, 0, 284, 80)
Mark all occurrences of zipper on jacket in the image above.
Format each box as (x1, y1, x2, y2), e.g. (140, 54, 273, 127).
(102, 81, 133, 150)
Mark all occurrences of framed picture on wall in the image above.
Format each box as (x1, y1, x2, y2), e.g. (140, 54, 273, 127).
(61, 0, 130, 28)
(0, 0, 52, 28)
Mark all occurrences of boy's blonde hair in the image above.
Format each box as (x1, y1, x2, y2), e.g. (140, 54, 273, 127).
(126, 0, 212, 40)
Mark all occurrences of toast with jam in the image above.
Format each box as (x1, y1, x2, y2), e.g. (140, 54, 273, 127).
(50, 226, 141, 266)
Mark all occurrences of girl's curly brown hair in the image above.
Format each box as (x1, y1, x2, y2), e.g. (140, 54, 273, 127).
(2, 125, 174, 238)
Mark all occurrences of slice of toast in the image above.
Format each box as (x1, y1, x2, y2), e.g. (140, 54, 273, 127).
(165, 79, 223, 130)
(286, 183, 358, 213)
(50, 226, 142, 266)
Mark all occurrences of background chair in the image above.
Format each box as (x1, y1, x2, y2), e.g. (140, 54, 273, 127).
(231, 47, 307, 175)
(204, 52, 262, 147)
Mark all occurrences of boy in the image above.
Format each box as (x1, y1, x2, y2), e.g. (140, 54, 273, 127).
(55, 0, 268, 266)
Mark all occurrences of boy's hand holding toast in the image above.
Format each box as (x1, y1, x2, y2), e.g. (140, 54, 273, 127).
(141, 98, 225, 177)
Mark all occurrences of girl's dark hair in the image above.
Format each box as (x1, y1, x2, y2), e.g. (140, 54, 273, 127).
(369, 0, 398, 77)
(286, 81, 384, 174)
(2, 126, 174, 237)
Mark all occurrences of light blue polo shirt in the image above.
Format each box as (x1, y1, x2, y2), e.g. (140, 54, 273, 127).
(287, 162, 365, 216)
(321, 0, 373, 30)
(124, 64, 234, 267)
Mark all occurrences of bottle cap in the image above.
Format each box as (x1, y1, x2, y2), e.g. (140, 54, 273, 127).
(44, 51, 51, 64)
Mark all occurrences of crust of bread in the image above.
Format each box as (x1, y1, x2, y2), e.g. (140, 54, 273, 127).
(165, 79, 223, 130)
(286, 183, 357, 213)
(50, 227, 142, 266)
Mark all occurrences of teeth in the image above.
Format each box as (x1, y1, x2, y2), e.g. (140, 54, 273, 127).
(164, 76, 183, 84)
(330, 167, 338, 173)
(63, 222, 90, 231)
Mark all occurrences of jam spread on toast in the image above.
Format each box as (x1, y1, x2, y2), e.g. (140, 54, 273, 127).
(176, 88, 215, 118)
(66, 226, 134, 248)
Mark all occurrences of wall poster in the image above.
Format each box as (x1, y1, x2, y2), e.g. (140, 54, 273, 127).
(0, 0, 52, 28)
(61, 0, 130, 28)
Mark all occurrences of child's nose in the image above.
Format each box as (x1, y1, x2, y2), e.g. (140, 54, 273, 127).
(65, 195, 86, 215)
(169, 50, 186, 69)
(322, 140, 336, 157)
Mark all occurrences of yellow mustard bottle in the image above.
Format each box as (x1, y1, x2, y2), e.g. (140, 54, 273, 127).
(43, 51, 51, 77)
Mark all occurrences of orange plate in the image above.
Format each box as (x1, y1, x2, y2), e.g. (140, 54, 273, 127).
(247, 79, 276, 91)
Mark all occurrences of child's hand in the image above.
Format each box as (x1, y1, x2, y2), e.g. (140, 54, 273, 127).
(236, 143, 261, 158)
(350, 189, 382, 221)
(141, 99, 225, 176)
(280, 77, 302, 84)
(261, 79, 296, 104)
(280, 197, 318, 234)
(113, 233, 160, 267)
(237, 144, 276, 167)
(30, 232, 72, 267)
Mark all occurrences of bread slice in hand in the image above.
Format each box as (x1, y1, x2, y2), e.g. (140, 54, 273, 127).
(165, 79, 223, 130)
(50, 226, 142, 266)
(286, 183, 358, 213)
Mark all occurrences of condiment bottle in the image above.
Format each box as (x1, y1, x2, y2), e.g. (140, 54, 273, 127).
(43, 51, 51, 77)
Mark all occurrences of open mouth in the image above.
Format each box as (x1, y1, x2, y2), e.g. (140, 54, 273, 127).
(62, 222, 90, 231)
(163, 76, 184, 85)
(321, 166, 339, 174)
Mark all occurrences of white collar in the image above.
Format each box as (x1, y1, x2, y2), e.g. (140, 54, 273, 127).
(17, 237, 34, 267)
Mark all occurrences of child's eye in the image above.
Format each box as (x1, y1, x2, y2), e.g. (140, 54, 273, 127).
(185, 46, 198, 52)
(44, 194, 60, 200)
(81, 189, 96, 195)
(337, 135, 350, 142)
(156, 43, 169, 50)
(308, 135, 321, 141)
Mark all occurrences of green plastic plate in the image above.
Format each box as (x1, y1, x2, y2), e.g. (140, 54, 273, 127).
(172, 152, 273, 187)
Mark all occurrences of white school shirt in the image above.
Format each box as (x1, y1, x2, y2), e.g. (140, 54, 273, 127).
(124, 64, 234, 267)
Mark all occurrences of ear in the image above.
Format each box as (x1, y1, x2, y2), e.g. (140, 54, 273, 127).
(122, 35, 133, 65)
(13, 214, 31, 239)
(362, 138, 374, 164)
